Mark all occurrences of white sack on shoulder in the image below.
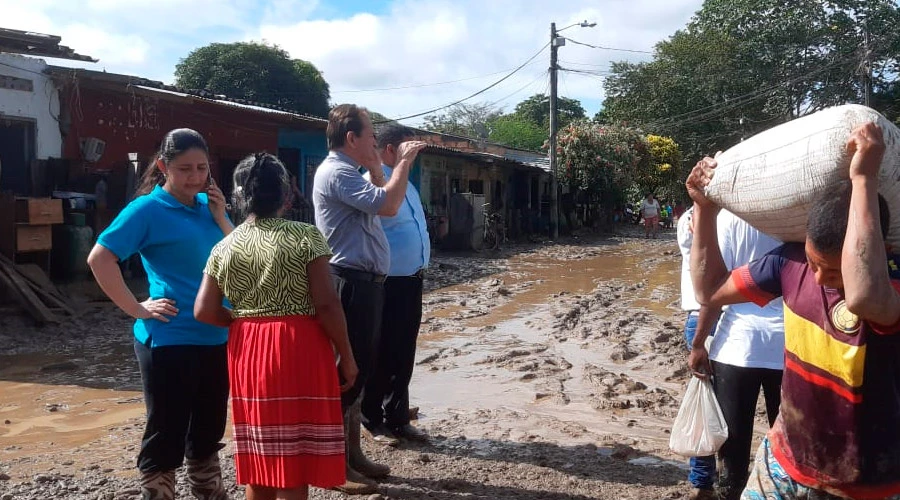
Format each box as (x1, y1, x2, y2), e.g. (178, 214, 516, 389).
(704, 104, 900, 248)
(669, 376, 729, 457)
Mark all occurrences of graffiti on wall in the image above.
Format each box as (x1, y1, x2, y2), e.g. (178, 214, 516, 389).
(128, 95, 159, 131)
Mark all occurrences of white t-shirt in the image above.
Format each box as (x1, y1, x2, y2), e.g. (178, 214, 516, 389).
(708, 210, 785, 370)
(641, 199, 660, 218)
(677, 208, 701, 311)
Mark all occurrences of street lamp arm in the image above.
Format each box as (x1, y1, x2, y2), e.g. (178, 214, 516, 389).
(558, 20, 597, 33)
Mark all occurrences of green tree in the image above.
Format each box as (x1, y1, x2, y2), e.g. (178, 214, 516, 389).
(175, 42, 331, 117)
(422, 102, 504, 138)
(514, 94, 586, 130)
(602, 0, 900, 161)
(292, 59, 331, 117)
(369, 111, 400, 126)
(487, 115, 546, 151)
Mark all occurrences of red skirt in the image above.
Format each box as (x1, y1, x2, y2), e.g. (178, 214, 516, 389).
(228, 315, 345, 489)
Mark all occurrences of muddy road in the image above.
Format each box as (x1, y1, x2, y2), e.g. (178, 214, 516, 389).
(0, 226, 698, 500)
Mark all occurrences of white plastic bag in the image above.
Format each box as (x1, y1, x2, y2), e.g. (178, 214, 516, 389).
(669, 377, 729, 457)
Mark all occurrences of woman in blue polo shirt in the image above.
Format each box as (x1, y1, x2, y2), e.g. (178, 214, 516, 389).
(87, 128, 233, 500)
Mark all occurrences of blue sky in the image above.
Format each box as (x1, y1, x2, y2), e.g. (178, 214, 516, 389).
(2, 0, 703, 124)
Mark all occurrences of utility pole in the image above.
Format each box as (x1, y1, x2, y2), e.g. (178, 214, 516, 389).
(549, 22, 561, 240)
(547, 20, 594, 240)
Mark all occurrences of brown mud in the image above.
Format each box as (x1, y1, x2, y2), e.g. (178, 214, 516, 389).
(0, 225, 704, 500)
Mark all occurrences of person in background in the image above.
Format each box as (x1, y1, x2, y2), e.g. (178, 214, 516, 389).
(312, 104, 426, 495)
(641, 192, 661, 238)
(664, 200, 675, 229)
(361, 124, 430, 446)
(676, 206, 718, 500)
(87, 128, 233, 500)
(688, 123, 900, 500)
(689, 209, 785, 500)
(195, 153, 358, 500)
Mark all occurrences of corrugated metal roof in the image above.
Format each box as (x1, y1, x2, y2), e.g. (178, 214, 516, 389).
(0, 28, 96, 62)
(133, 85, 318, 122)
(46, 66, 327, 126)
(422, 144, 547, 172)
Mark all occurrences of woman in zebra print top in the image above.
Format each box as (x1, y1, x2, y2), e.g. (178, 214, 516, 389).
(195, 153, 358, 500)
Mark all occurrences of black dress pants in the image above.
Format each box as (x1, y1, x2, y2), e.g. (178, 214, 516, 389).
(332, 268, 386, 410)
(362, 275, 424, 428)
(134, 340, 228, 473)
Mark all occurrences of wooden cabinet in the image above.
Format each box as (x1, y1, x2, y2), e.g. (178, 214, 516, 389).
(16, 198, 64, 225)
(16, 225, 53, 252)
(0, 194, 63, 270)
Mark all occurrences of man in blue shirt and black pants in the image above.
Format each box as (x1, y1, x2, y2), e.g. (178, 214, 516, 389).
(362, 124, 431, 445)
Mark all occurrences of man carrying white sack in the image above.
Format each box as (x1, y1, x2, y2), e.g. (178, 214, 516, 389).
(687, 122, 900, 500)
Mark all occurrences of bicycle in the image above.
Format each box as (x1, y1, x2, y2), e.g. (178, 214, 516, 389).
(482, 203, 506, 251)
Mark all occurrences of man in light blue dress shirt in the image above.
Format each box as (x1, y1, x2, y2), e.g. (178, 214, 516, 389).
(361, 124, 431, 445)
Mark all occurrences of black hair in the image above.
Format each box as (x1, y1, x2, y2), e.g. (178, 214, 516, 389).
(232, 153, 290, 219)
(327, 104, 369, 150)
(376, 123, 414, 150)
(137, 128, 209, 196)
(807, 180, 890, 255)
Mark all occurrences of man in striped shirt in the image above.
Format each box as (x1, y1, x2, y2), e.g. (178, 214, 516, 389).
(686, 122, 900, 499)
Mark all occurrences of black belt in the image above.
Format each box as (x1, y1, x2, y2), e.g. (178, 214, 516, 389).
(330, 265, 387, 283)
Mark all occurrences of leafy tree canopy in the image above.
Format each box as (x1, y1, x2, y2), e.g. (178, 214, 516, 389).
(175, 42, 331, 117)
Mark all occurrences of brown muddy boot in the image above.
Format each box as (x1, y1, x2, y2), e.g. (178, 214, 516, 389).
(346, 401, 390, 479)
(333, 465, 377, 495)
(688, 488, 718, 500)
(186, 453, 228, 499)
(141, 470, 175, 500)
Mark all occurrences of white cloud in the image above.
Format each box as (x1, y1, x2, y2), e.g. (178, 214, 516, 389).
(56, 24, 150, 65)
(256, 0, 702, 122)
(0, 0, 703, 122)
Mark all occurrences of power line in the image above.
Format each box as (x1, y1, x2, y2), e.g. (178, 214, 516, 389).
(629, 30, 898, 134)
(559, 59, 612, 69)
(640, 50, 865, 132)
(331, 64, 540, 93)
(563, 38, 654, 54)
(486, 70, 549, 108)
(0, 60, 49, 78)
(560, 69, 608, 85)
(559, 66, 613, 77)
(377, 42, 551, 123)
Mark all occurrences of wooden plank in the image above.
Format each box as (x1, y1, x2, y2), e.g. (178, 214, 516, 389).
(1, 260, 75, 315)
(15, 262, 67, 301)
(0, 261, 57, 324)
(24, 279, 75, 315)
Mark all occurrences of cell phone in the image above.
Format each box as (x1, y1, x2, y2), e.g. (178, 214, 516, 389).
(205, 172, 213, 191)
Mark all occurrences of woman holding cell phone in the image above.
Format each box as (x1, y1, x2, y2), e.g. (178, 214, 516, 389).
(87, 128, 233, 500)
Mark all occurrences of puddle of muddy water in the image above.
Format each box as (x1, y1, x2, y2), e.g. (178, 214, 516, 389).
(413, 242, 685, 448)
(0, 381, 144, 459)
(0, 348, 146, 460)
